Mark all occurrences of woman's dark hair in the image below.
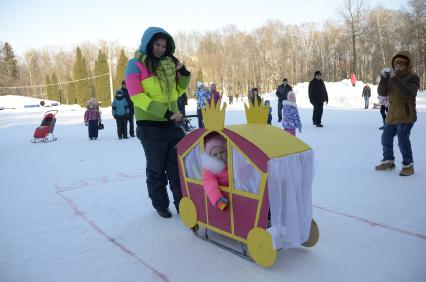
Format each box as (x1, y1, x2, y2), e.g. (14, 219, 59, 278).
(141, 33, 179, 75)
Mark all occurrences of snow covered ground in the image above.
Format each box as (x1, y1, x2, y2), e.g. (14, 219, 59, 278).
(1, 80, 425, 282)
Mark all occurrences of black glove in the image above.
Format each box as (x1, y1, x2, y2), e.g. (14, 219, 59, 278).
(113, 115, 117, 119)
(177, 65, 190, 76)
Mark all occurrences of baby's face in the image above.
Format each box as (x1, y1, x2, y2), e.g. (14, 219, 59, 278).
(210, 146, 227, 163)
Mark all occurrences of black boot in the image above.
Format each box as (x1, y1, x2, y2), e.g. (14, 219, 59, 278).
(156, 208, 172, 218)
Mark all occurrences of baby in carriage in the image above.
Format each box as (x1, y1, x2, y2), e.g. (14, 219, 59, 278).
(201, 133, 229, 211)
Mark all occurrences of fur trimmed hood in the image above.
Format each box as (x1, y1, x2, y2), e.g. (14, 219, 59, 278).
(282, 100, 297, 107)
(201, 152, 226, 174)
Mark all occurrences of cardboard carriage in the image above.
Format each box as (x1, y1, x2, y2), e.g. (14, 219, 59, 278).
(177, 100, 319, 268)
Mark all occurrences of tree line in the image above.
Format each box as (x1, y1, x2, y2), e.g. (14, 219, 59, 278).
(0, 0, 424, 104)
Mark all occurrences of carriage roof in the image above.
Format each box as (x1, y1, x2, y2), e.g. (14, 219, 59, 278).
(224, 124, 311, 158)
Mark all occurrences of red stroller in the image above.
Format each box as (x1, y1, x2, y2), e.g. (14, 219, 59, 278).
(31, 110, 58, 143)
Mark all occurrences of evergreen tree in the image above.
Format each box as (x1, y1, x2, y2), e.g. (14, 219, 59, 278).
(73, 47, 91, 107)
(1, 42, 20, 79)
(113, 49, 128, 91)
(45, 74, 53, 100)
(51, 73, 61, 102)
(67, 75, 76, 105)
(0, 42, 20, 94)
(94, 49, 111, 107)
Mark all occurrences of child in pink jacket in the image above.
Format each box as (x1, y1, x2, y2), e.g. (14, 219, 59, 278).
(201, 133, 229, 211)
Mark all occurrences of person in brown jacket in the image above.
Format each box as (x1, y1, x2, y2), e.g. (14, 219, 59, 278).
(375, 51, 420, 176)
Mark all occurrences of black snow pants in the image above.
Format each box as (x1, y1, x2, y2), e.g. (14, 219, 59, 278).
(312, 103, 324, 125)
(136, 123, 185, 212)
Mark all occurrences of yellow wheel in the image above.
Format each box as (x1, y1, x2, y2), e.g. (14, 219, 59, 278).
(247, 228, 277, 268)
(179, 197, 197, 228)
(302, 219, 319, 247)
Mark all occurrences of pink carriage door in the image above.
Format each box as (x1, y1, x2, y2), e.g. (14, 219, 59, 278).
(231, 145, 266, 239)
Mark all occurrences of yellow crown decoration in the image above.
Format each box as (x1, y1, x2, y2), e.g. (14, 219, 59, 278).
(202, 101, 227, 131)
(244, 99, 269, 124)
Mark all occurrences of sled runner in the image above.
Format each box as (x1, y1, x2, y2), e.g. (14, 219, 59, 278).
(177, 100, 319, 268)
(31, 110, 58, 143)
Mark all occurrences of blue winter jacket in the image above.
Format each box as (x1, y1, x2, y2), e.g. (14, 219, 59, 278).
(282, 101, 302, 130)
(112, 97, 129, 117)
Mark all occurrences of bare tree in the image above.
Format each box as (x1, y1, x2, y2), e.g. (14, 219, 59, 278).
(339, 0, 368, 75)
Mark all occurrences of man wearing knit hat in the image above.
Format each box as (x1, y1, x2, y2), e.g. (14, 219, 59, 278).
(375, 51, 420, 176)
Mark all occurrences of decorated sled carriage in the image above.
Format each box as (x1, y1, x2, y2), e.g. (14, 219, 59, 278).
(177, 100, 319, 268)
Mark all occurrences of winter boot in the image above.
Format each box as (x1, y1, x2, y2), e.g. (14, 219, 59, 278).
(399, 163, 414, 176)
(375, 160, 396, 171)
(215, 197, 229, 211)
(156, 208, 172, 218)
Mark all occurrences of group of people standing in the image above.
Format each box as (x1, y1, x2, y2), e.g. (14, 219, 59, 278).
(88, 27, 420, 224)
(274, 71, 329, 134)
(111, 80, 135, 139)
(118, 26, 419, 220)
(195, 81, 222, 128)
(83, 80, 135, 141)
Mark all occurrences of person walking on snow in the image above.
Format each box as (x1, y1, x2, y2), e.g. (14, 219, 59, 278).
(281, 91, 302, 136)
(121, 80, 135, 137)
(195, 81, 210, 128)
(308, 71, 328, 127)
(374, 51, 420, 176)
(210, 83, 221, 106)
(275, 78, 293, 122)
(125, 27, 191, 218)
(84, 101, 101, 140)
(112, 89, 130, 139)
(362, 83, 371, 109)
(264, 100, 272, 125)
(378, 95, 389, 130)
(351, 73, 357, 87)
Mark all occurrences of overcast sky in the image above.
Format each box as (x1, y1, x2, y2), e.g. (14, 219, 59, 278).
(0, 0, 408, 55)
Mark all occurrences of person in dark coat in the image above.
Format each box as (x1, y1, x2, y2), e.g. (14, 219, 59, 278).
(275, 78, 293, 122)
(121, 80, 135, 137)
(249, 87, 262, 106)
(308, 71, 328, 127)
(362, 83, 371, 109)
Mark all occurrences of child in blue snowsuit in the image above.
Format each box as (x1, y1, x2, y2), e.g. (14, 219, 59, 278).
(281, 91, 302, 136)
(112, 89, 130, 139)
(195, 81, 211, 128)
(264, 100, 272, 125)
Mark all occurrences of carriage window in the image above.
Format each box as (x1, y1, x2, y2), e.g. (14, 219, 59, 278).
(184, 143, 202, 180)
(232, 147, 261, 194)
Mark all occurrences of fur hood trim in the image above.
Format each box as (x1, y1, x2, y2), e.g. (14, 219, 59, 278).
(282, 100, 297, 107)
(201, 152, 226, 173)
